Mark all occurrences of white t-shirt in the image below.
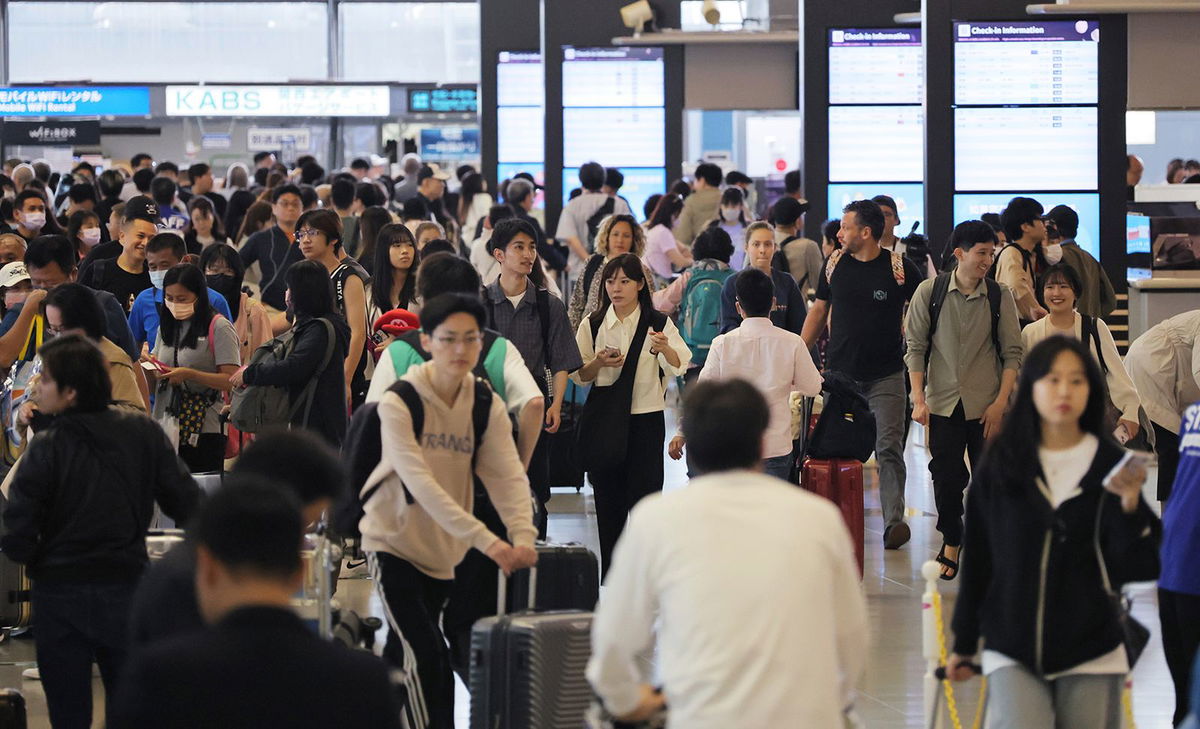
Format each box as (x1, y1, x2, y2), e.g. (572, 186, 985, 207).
(983, 433, 1129, 678)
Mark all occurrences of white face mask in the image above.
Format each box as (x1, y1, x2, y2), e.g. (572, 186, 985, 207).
(80, 227, 101, 247)
(1043, 243, 1063, 265)
(21, 212, 45, 232)
(721, 207, 740, 223)
(149, 270, 168, 290)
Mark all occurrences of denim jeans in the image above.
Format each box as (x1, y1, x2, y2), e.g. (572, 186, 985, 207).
(762, 454, 793, 481)
(32, 580, 136, 729)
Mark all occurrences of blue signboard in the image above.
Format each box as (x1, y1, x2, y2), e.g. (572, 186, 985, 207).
(0, 86, 150, 117)
(408, 87, 478, 114)
(419, 128, 480, 158)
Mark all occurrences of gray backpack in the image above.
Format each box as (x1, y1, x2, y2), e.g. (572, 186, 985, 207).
(229, 318, 335, 433)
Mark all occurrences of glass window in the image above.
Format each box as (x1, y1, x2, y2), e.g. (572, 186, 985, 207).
(339, 3, 480, 83)
(679, 1, 745, 31)
(7, 2, 329, 83)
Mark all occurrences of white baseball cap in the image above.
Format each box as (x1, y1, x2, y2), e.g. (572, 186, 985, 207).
(0, 261, 30, 289)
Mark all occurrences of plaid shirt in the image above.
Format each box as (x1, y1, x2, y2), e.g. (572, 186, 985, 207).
(484, 281, 583, 394)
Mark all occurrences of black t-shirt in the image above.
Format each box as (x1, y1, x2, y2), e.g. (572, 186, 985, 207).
(816, 250, 922, 381)
(79, 257, 151, 314)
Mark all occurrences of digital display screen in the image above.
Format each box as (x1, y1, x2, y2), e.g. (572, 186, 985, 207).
(562, 46, 665, 210)
(562, 167, 666, 224)
(418, 127, 479, 158)
(953, 192, 1100, 259)
(497, 50, 544, 208)
(496, 51, 544, 107)
(562, 47, 664, 107)
(828, 183, 925, 234)
(1127, 213, 1151, 255)
(828, 106, 924, 182)
(955, 21, 1098, 105)
(829, 28, 923, 105)
(407, 87, 477, 114)
(955, 107, 1097, 191)
(0, 86, 150, 117)
(563, 107, 666, 168)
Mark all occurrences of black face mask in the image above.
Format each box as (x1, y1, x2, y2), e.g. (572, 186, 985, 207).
(205, 273, 239, 297)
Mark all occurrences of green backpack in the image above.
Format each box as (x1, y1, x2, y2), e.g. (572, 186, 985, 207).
(679, 268, 735, 366)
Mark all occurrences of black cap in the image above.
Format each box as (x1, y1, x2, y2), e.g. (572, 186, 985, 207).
(604, 167, 624, 190)
(513, 171, 544, 191)
(123, 195, 159, 225)
(870, 194, 899, 217)
(725, 170, 753, 186)
(771, 196, 808, 226)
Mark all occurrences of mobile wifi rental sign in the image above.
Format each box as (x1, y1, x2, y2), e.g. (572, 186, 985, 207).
(165, 85, 389, 117)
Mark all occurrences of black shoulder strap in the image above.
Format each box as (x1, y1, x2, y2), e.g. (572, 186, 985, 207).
(771, 249, 790, 276)
(399, 329, 431, 361)
(587, 197, 616, 232)
(582, 254, 604, 298)
(924, 273, 954, 369)
(1082, 314, 1109, 374)
(470, 378, 493, 468)
(475, 330, 500, 384)
(589, 309, 603, 343)
(984, 278, 1003, 365)
(535, 287, 552, 371)
(389, 379, 425, 440)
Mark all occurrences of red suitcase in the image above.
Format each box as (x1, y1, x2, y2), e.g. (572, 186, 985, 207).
(801, 457, 865, 576)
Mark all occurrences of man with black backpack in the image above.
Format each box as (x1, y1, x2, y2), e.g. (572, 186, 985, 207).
(357, 293, 538, 729)
(802, 200, 923, 550)
(904, 220, 1023, 580)
(997, 196, 1049, 326)
(554, 162, 631, 266)
(483, 218, 583, 532)
(771, 197, 822, 300)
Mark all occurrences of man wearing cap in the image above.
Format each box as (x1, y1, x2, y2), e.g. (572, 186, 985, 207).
(0, 261, 34, 318)
(416, 164, 451, 228)
(79, 196, 155, 314)
(772, 197, 822, 299)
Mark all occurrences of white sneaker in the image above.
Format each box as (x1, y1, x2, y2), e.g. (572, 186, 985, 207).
(21, 667, 38, 680)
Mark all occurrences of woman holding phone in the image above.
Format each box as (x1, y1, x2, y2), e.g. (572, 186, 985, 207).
(946, 336, 1161, 728)
(572, 253, 690, 575)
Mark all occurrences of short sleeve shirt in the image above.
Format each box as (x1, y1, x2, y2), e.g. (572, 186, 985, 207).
(816, 251, 922, 381)
(151, 316, 241, 434)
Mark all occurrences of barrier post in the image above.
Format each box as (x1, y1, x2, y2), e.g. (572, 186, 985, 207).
(922, 560, 944, 729)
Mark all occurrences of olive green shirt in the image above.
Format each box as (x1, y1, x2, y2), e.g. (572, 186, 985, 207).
(904, 275, 1024, 419)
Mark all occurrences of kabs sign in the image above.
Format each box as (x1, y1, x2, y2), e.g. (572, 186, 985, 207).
(165, 85, 390, 117)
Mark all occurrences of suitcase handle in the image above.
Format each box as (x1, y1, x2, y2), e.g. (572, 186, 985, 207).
(496, 566, 537, 616)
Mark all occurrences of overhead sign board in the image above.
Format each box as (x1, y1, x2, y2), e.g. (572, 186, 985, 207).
(166, 85, 390, 117)
(247, 127, 313, 152)
(408, 87, 477, 114)
(419, 128, 480, 158)
(0, 86, 149, 117)
(1, 120, 101, 145)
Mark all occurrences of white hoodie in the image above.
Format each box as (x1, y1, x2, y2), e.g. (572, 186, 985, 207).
(359, 362, 537, 579)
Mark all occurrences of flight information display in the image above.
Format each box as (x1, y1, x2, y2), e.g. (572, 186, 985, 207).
(562, 47, 664, 107)
(955, 21, 1099, 105)
(828, 183, 925, 234)
(954, 192, 1099, 258)
(828, 106, 924, 182)
(955, 107, 1097, 191)
(496, 50, 544, 206)
(829, 28, 923, 105)
(562, 45, 665, 206)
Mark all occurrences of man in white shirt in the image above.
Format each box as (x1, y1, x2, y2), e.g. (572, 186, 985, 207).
(554, 161, 631, 266)
(670, 267, 822, 480)
(588, 378, 868, 729)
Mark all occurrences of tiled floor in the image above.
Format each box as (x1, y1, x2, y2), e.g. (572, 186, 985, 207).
(0, 423, 1178, 728)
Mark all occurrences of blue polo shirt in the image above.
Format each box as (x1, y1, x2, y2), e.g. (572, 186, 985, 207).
(1161, 401, 1200, 596)
(128, 286, 233, 351)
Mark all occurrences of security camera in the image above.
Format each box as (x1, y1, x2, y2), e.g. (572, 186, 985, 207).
(701, 0, 720, 26)
(620, 0, 655, 36)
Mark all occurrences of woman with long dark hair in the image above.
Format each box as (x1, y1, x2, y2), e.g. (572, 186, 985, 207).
(355, 206, 393, 276)
(149, 263, 241, 472)
(184, 195, 229, 253)
(947, 336, 1161, 728)
(572, 253, 689, 574)
(199, 244, 272, 364)
(66, 208, 102, 262)
(643, 193, 692, 282)
(368, 223, 420, 353)
(458, 172, 493, 238)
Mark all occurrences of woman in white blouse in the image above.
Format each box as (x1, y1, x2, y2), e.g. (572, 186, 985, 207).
(573, 253, 690, 575)
(1022, 263, 1144, 444)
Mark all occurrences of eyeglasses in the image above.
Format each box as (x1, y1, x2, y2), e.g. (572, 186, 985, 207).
(433, 334, 482, 347)
(295, 228, 320, 240)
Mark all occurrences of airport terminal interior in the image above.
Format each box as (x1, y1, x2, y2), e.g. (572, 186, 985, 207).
(0, 0, 1198, 727)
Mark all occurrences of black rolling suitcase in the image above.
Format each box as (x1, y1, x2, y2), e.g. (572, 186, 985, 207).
(469, 568, 594, 729)
(546, 384, 586, 490)
(506, 542, 599, 612)
(0, 689, 26, 729)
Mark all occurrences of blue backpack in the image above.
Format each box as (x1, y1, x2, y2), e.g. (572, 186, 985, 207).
(679, 268, 735, 366)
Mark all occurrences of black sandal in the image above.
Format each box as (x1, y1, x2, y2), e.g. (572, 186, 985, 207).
(936, 544, 959, 581)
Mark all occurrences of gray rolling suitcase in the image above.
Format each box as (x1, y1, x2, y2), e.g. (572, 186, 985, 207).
(469, 568, 594, 729)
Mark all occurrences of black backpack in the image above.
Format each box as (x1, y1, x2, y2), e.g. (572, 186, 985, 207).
(926, 272, 1003, 369)
(334, 377, 492, 538)
(584, 197, 616, 253)
(806, 371, 876, 462)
